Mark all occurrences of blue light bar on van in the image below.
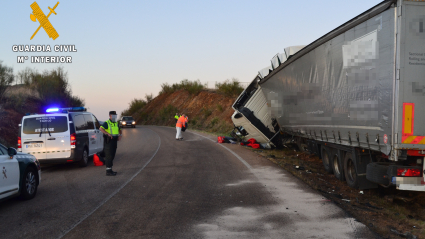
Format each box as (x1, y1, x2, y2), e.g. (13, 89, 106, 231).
(46, 107, 86, 113)
(46, 108, 59, 112)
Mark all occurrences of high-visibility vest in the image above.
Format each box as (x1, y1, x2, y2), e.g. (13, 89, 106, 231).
(176, 116, 185, 128)
(174, 115, 179, 120)
(103, 119, 120, 136)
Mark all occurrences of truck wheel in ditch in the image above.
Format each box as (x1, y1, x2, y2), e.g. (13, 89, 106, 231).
(344, 153, 358, 188)
(332, 154, 344, 181)
(79, 148, 88, 167)
(366, 162, 390, 185)
(321, 147, 333, 173)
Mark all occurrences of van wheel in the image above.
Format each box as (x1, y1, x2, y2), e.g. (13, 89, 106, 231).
(20, 167, 38, 200)
(321, 147, 333, 173)
(344, 153, 358, 188)
(332, 154, 344, 181)
(79, 148, 88, 167)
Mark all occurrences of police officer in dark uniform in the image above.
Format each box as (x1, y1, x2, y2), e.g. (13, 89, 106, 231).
(99, 111, 122, 176)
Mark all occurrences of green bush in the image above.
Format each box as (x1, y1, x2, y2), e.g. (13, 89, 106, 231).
(15, 67, 85, 108)
(145, 93, 153, 103)
(201, 107, 212, 118)
(191, 117, 198, 126)
(159, 104, 178, 122)
(159, 79, 206, 95)
(121, 98, 147, 116)
(210, 117, 219, 126)
(216, 104, 223, 112)
(215, 78, 244, 97)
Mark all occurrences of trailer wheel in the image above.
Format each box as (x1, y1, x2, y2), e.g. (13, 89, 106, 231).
(344, 153, 358, 188)
(366, 162, 390, 185)
(332, 154, 344, 181)
(321, 147, 333, 173)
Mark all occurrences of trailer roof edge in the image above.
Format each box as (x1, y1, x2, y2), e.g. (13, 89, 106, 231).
(259, 0, 396, 85)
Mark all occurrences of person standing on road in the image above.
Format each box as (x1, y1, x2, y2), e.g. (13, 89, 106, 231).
(174, 113, 179, 123)
(99, 111, 122, 176)
(176, 114, 186, 140)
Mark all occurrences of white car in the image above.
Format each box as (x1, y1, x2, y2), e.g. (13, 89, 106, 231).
(0, 143, 41, 201)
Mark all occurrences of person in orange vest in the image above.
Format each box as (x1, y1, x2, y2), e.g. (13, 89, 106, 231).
(176, 114, 186, 140)
(182, 115, 189, 132)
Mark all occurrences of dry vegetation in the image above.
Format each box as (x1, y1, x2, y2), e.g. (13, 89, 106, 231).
(0, 61, 84, 146)
(121, 79, 244, 135)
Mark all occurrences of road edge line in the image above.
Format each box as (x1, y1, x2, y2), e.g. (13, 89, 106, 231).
(188, 131, 252, 170)
(58, 128, 161, 239)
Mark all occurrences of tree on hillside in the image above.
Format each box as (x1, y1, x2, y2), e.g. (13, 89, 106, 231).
(16, 67, 34, 85)
(16, 67, 85, 108)
(0, 61, 15, 103)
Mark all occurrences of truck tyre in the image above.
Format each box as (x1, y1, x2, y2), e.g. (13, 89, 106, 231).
(366, 162, 390, 185)
(296, 137, 308, 152)
(321, 147, 333, 173)
(344, 153, 358, 188)
(332, 154, 344, 181)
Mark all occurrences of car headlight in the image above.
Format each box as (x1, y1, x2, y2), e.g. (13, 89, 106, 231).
(122, 122, 126, 125)
(132, 121, 135, 124)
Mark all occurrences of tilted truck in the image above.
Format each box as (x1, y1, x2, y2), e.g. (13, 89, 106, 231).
(231, 46, 305, 148)
(258, 0, 425, 191)
(231, 75, 280, 148)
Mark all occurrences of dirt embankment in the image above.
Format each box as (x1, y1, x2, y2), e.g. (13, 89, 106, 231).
(133, 89, 237, 134)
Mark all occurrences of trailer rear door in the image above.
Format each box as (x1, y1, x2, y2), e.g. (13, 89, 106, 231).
(397, 1, 425, 150)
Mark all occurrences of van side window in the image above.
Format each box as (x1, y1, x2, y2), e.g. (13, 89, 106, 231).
(83, 114, 95, 130)
(73, 115, 88, 131)
(93, 115, 100, 129)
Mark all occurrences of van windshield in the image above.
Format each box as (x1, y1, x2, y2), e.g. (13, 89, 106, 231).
(23, 116, 68, 135)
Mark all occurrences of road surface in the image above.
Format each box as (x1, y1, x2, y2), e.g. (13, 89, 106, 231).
(0, 126, 379, 238)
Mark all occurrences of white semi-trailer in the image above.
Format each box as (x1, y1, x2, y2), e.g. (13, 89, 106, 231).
(259, 0, 425, 191)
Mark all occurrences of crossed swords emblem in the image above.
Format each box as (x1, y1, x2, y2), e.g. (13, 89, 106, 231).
(30, 1, 60, 40)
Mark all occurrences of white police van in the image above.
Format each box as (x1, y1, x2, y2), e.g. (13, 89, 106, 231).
(19, 107, 104, 167)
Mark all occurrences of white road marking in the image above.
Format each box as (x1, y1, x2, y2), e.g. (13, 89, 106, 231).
(58, 128, 161, 239)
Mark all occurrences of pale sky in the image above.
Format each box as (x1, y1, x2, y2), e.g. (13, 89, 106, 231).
(1, 0, 383, 120)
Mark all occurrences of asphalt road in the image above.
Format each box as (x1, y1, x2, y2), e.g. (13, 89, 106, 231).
(0, 126, 379, 239)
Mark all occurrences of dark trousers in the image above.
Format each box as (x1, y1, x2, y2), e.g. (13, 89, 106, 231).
(105, 139, 118, 168)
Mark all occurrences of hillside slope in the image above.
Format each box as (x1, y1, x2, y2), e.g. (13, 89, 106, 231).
(132, 89, 237, 134)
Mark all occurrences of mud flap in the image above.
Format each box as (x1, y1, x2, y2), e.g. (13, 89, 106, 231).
(353, 149, 378, 190)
